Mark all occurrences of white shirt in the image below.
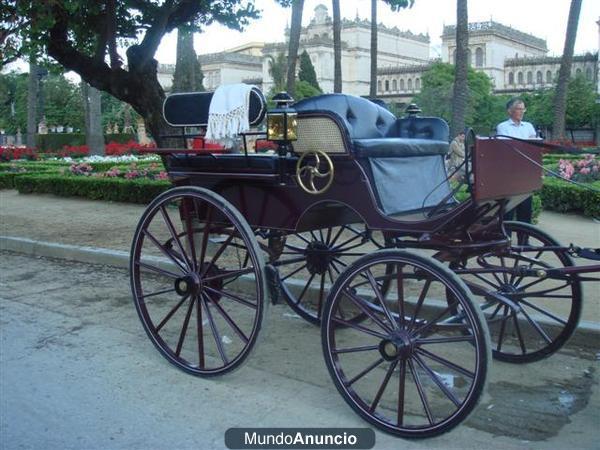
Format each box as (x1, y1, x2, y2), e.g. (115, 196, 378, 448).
(496, 118, 537, 139)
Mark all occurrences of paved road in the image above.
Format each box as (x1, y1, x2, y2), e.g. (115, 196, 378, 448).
(1, 251, 598, 450)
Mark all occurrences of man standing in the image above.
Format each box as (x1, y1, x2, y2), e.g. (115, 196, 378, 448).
(447, 131, 465, 181)
(496, 97, 537, 139)
(496, 97, 537, 223)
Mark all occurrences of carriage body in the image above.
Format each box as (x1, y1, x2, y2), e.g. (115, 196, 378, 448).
(130, 87, 591, 439)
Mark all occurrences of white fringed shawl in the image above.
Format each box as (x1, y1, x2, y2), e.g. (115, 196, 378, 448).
(205, 83, 253, 147)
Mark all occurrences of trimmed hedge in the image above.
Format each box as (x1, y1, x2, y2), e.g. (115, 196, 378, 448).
(540, 177, 600, 218)
(14, 173, 170, 204)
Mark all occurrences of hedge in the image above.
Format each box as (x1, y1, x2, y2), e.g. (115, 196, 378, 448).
(14, 173, 171, 204)
(35, 133, 136, 152)
(540, 178, 600, 218)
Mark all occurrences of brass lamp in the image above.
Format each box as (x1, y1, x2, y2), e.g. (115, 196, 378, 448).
(267, 92, 298, 143)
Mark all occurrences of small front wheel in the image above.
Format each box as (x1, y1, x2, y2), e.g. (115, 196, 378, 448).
(322, 250, 490, 438)
(130, 187, 267, 376)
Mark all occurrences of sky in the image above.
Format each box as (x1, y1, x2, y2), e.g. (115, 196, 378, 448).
(155, 0, 600, 63)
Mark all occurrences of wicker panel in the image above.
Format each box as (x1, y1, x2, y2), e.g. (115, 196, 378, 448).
(293, 117, 348, 154)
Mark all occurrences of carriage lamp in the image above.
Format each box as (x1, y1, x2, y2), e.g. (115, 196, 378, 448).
(267, 92, 298, 142)
(405, 103, 422, 117)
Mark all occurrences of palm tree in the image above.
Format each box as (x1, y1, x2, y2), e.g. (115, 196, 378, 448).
(369, 1, 414, 98)
(286, 0, 305, 96)
(26, 61, 39, 148)
(450, 0, 468, 139)
(332, 0, 342, 93)
(552, 0, 582, 140)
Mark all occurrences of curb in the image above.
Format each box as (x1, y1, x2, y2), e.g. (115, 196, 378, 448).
(2, 235, 599, 349)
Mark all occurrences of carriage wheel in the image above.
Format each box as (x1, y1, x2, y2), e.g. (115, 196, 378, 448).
(275, 225, 387, 324)
(322, 250, 490, 438)
(453, 221, 582, 363)
(130, 186, 267, 376)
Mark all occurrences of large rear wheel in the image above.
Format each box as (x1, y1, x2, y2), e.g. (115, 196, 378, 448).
(130, 187, 267, 376)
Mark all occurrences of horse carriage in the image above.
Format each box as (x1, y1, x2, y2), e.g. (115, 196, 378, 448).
(130, 86, 599, 438)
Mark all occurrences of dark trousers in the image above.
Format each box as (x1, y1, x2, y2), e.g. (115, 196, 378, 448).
(504, 196, 533, 223)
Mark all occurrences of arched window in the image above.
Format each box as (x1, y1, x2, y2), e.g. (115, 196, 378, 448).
(546, 70, 552, 83)
(536, 71, 542, 84)
(452, 50, 456, 64)
(392, 79, 397, 91)
(378, 80, 382, 92)
(508, 72, 514, 85)
(385, 80, 390, 91)
(575, 68, 582, 77)
(415, 78, 421, 90)
(527, 71, 533, 84)
(518, 72, 524, 84)
(400, 79, 405, 91)
(475, 47, 484, 67)
(586, 67, 593, 80)
(408, 79, 413, 90)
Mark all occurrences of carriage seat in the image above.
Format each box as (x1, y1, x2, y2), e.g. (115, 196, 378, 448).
(293, 94, 449, 157)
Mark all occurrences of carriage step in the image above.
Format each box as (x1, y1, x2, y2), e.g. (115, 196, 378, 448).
(265, 264, 282, 305)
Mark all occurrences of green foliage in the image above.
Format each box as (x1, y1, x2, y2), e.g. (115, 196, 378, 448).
(414, 62, 500, 135)
(382, 0, 415, 11)
(0, 71, 28, 133)
(13, 173, 171, 204)
(268, 52, 287, 91)
(294, 81, 321, 101)
(540, 177, 600, 218)
(298, 50, 321, 92)
(42, 74, 85, 130)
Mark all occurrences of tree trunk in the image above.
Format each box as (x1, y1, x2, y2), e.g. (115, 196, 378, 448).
(87, 85, 105, 156)
(26, 62, 39, 148)
(286, 0, 305, 97)
(552, 0, 582, 141)
(172, 26, 204, 93)
(81, 82, 91, 144)
(369, 0, 378, 98)
(332, 0, 342, 93)
(450, 0, 469, 139)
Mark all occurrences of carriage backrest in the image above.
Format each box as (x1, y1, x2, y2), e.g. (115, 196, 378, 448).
(162, 86, 267, 127)
(292, 94, 396, 153)
(391, 116, 449, 142)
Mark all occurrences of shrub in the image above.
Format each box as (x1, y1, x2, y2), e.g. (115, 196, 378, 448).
(14, 173, 171, 204)
(540, 177, 600, 218)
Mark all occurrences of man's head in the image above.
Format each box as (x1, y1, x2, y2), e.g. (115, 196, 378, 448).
(456, 131, 465, 142)
(506, 97, 526, 124)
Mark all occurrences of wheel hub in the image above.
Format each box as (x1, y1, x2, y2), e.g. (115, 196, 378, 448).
(379, 331, 414, 361)
(499, 283, 519, 295)
(305, 241, 334, 275)
(174, 273, 201, 297)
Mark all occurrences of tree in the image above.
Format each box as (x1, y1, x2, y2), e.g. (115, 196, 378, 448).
(43, 74, 85, 130)
(450, 0, 468, 139)
(3, 1, 259, 145)
(0, 71, 28, 134)
(294, 80, 321, 100)
(552, 0, 583, 140)
(172, 25, 204, 93)
(26, 62, 39, 148)
(298, 50, 321, 92)
(83, 83, 105, 155)
(268, 52, 287, 91)
(332, 0, 342, 93)
(369, 0, 413, 98)
(285, 0, 305, 96)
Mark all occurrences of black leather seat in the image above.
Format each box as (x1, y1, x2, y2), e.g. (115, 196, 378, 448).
(353, 138, 448, 158)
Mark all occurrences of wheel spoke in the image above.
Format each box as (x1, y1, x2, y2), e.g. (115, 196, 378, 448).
(159, 205, 193, 271)
(180, 200, 199, 272)
(366, 269, 397, 330)
(329, 226, 346, 247)
(416, 347, 474, 379)
(136, 261, 180, 279)
(370, 360, 398, 413)
(143, 230, 188, 273)
(496, 305, 510, 352)
(344, 357, 385, 387)
(175, 295, 195, 356)
(412, 305, 453, 339)
(408, 359, 434, 425)
(203, 286, 257, 310)
(208, 295, 250, 344)
(280, 263, 308, 281)
(519, 299, 568, 325)
(512, 312, 527, 354)
(397, 359, 406, 427)
(140, 287, 177, 299)
(416, 335, 475, 345)
(296, 273, 316, 304)
(342, 288, 393, 334)
(407, 279, 432, 331)
(331, 317, 388, 339)
(316, 274, 326, 319)
(196, 295, 205, 369)
(155, 294, 190, 332)
(414, 354, 461, 407)
(201, 295, 228, 364)
(512, 282, 572, 298)
(519, 307, 553, 344)
(397, 265, 406, 329)
(202, 266, 256, 283)
(201, 230, 235, 277)
(332, 344, 379, 355)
